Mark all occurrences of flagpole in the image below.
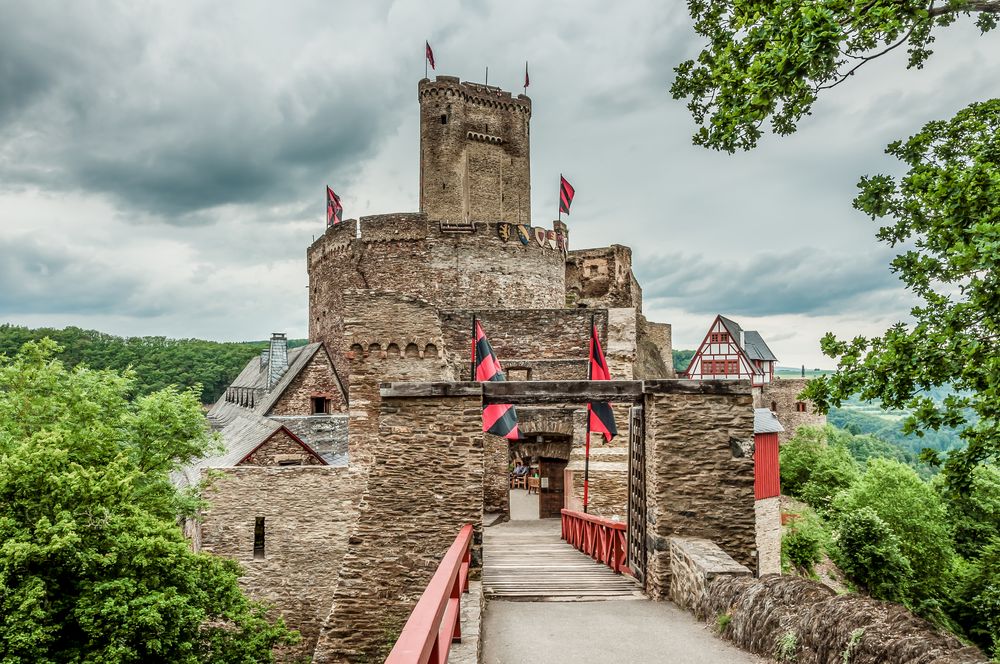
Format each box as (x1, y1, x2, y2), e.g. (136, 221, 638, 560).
(583, 313, 595, 513)
(558, 174, 562, 222)
(425, 41, 428, 78)
(470, 314, 477, 381)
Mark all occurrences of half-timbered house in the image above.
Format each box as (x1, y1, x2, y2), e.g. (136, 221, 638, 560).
(683, 315, 777, 387)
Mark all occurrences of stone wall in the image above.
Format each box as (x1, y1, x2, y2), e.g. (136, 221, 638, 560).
(312, 387, 484, 663)
(567, 467, 628, 520)
(668, 537, 752, 614)
(565, 245, 641, 309)
(754, 496, 781, 576)
(484, 432, 509, 516)
(439, 308, 608, 380)
(268, 346, 346, 415)
(643, 320, 675, 378)
(760, 378, 826, 443)
(199, 466, 361, 661)
(643, 380, 756, 599)
(307, 213, 566, 381)
(238, 428, 326, 467)
(418, 76, 531, 225)
(700, 575, 988, 664)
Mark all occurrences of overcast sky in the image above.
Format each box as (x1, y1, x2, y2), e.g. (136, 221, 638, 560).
(1, 1, 997, 367)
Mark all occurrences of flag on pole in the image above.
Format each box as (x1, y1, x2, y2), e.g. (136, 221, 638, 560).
(524, 61, 529, 89)
(425, 41, 435, 70)
(326, 186, 342, 226)
(559, 175, 575, 215)
(472, 320, 520, 440)
(588, 322, 617, 441)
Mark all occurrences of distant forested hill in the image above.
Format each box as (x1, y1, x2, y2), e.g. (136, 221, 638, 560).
(673, 349, 695, 373)
(0, 325, 307, 404)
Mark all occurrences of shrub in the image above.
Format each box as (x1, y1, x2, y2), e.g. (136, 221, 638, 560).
(951, 537, 1000, 658)
(833, 459, 956, 614)
(783, 515, 825, 574)
(780, 426, 827, 496)
(775, 630, 798, 662)
(831, 507, 912, 603)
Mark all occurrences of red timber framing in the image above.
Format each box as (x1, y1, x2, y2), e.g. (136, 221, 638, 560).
(561, 509, 629, 576)
(683, 315, 773, 387)
(385, 524, 473, 664)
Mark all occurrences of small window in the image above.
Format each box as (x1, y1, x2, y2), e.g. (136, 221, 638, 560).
(253, 517, 265, 560)
(311, 396, 327, 414)
(440, 114, 447, 124)
(278, 458, 302, 466)
(771, 400, 778, 412)
(795, 401, 807, 413)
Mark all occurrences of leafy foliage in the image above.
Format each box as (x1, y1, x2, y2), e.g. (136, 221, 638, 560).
(951, 538, 1000, 658)
(804, 100, 1000, 497)
(0, 324, 307, 404)
(830, 507, 913, 603)
(782, 512, 825, 574)
(780, 426, 861, 510)
(671, 0, 999, 152)
(0, 340, 296, 662)
(833, 459, 957, 622)
(672, 349, 696, 372)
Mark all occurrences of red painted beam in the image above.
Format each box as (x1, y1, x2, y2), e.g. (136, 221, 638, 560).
(386, 524, 473, 664)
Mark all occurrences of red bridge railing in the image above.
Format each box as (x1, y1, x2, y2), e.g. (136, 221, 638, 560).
(561, 508, 629, 575)
(385, 523, 473, 664)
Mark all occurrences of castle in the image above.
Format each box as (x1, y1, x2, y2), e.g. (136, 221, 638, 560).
(189, 75, 820, 662)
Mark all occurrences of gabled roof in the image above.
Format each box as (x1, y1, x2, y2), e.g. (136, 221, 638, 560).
(173, 412, 329, 487)
(206, 342, 346, 428)
(718, 315, 778, 362)
(754, 408, 785, 434)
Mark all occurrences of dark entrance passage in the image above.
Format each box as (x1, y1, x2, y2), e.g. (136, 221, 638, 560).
(509, 436, 572, 519)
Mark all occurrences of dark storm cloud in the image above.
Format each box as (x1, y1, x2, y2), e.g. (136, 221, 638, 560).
(0, 237, 162, 317)
(0, 2, 403, 222)
(636, 248, 909, 317)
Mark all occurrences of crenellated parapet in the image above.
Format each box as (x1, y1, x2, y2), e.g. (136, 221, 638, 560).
(418, 76, 531, 116)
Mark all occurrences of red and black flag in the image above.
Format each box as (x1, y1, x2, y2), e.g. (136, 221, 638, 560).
(588, 323, 617, 441)
(559, 175, 575, 215)
(472, 320, 520, 440)
(425, 41, 435, 70)
(326, 186, 342, 226)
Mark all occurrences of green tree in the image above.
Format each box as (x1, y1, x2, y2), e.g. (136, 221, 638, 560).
(0, 340, 296, 663)
(671, 0, 999, 153)
(780, 426, 860, 510)
(833, 459, 956, 620)
(951, 538, 1000, 658)
(831, 507, 913, 603)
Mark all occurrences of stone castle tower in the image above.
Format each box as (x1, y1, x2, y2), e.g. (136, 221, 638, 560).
(418, 76, 531, 225)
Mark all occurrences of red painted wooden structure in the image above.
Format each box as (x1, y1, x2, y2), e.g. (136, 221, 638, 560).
(561, 508, 629, 576)
(385, 524, 473, 664)
(754, 432, 780, 500)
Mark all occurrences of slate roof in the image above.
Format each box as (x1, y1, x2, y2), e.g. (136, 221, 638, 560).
(754, 408, 785, 434)
(175, 341, 347, 487)
(206, 342, 345, 428)
(718, 316, 778, 363)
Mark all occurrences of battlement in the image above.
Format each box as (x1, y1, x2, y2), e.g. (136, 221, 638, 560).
(418, 76, 531, 115)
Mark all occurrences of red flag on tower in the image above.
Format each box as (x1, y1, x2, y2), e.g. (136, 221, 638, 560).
(326, 186, 342, 226)
(472, 320, 520, 440)
(559, 175, 575, 216)
(425, 41, 435, 70)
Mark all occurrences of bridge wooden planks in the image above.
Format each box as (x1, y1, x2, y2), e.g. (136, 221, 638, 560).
(482, 520, 643, 601)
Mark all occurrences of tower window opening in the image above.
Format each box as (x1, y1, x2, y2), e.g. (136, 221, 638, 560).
(771, 400, 778, 412)
(440, 114, 447, 124)
(253, 517, 265, 560)
(311, 396, 328, 414)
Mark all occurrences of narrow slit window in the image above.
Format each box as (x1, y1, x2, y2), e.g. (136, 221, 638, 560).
(440, 114, 447, 124)
(253, 517, 265, 560)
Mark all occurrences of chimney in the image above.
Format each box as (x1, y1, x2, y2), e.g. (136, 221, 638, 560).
(259, 349, 270, 371)
(268, 333, 288, 389)
(739, 330, 745, 349)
